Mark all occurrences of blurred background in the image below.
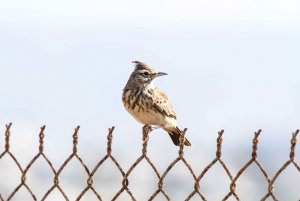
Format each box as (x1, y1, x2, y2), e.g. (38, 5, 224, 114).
(0, 0, 299, 200)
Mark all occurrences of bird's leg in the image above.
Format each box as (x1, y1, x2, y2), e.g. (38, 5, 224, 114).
(143, 124, 153, 134)
(143, 125, 163, 134)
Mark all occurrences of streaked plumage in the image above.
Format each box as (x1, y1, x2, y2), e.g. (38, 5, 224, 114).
(122, 61, 191, 146)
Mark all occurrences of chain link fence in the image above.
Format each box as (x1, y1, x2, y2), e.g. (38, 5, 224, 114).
(0, 123, 299, 201)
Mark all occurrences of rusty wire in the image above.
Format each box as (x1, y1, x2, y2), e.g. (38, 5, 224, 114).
(0, 123, 299, 201)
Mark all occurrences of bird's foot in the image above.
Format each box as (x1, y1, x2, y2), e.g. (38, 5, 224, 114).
(143, 125, 154, 134)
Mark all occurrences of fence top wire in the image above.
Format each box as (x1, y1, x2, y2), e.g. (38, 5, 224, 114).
(0, 123, 299, 201)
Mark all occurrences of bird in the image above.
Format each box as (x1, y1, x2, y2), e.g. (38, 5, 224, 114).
(122, 61, 191, 146)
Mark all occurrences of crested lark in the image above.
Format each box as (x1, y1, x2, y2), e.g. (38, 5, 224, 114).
(122, 61, 191, 146)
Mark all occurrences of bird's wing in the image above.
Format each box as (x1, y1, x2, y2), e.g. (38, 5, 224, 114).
(152, 88, 177, 120)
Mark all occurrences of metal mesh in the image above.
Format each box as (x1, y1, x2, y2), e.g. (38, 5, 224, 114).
(0, 123, 299, 201)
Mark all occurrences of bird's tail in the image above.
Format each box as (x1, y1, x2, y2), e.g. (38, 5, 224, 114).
(167, 127, 191, 146)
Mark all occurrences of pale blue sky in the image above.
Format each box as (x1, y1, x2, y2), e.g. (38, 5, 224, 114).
(0, 0, 300, 200)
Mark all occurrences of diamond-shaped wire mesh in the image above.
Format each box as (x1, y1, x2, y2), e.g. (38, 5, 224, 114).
(0, 123, 299, 201)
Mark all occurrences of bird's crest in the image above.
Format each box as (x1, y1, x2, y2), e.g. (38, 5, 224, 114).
(132, 61, 155, 72)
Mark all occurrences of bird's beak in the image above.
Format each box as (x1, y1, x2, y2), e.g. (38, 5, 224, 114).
(155, 72, 168, 77)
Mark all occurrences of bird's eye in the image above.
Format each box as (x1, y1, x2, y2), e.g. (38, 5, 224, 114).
(143, 72, 149, 76)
